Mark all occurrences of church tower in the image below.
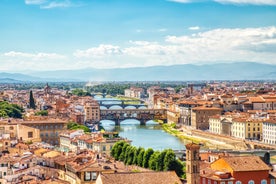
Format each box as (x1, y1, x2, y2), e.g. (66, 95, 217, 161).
(185, 143, 200, 184)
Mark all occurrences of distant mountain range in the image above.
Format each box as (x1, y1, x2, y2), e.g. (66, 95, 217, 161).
(0, 62, 275, 82)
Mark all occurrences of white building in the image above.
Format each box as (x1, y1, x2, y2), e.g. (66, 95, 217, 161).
(262, 119, 276, 145)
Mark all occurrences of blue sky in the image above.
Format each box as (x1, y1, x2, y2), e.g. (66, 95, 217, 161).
(0, 0, 276, 71)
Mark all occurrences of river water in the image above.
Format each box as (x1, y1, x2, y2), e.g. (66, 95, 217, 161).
(100, 119, 188, 150)
(96, 96, 188, 150)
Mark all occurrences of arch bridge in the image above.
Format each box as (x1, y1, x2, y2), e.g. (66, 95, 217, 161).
(100, 109, 167, 125)
(98, 99, 147, 109)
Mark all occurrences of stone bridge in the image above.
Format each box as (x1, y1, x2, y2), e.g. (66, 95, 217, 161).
(98, 99, 147, 109)
(100, 109, 167, 125)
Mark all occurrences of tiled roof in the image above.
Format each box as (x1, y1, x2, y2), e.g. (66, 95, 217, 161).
(99, 171, 182, 184)
(219, 156, 270, 172)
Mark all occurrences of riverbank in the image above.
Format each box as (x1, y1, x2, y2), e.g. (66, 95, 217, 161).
(161, 123, 240, 150)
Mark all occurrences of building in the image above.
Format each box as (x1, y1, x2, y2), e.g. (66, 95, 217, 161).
(84, 100, 100, 123)
(231, 118, 262, 140)
(178, 100, 199, 126)
(0, 122, 41, 144)
(191, 106, 222, 130)
(262, 119, 276, 144)
(60, 131, 129, 156)
(200, 156, 274, 184)
(96, 171, 182, 184)
(18, 119, 67, 145)
(124, 87, 144, 99)
(186, 143, 200, 184)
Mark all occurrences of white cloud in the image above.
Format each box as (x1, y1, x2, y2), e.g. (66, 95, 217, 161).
(189, 26, 200, 30)
(41, 0, 75, 9)
(2, 26, 276, 71)
(25, 0, 46, 5)
(25, 0, 79, 9)
(214, 0, 276, 5)
(167, 0, 193, 3)
(71, 26, 276, 68)
(3, 51, 66, 60)
(73, 44, 123, 58)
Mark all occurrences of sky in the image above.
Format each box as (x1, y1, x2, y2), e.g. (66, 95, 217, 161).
(0, 0, 276, 72)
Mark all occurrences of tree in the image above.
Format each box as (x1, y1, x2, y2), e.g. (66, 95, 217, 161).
(163, 149, 176, 171)
(119, 142, 130, 161)
(0, 101, 23, 118)
(35, 110, 48, 116)
(29, 90, 36, 109)
(111, 141, 127, 160)
(137, 148, 145, 167)
(169, 159, 185, 177)
(126, 146, 137, 165)
(149, 151, 160, 170)
(143, 148, 154, 168)
(156, 150, 167, 171)
(132, 147, 142, 165)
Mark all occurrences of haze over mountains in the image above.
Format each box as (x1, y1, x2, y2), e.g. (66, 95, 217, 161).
(0, 62, 275, 82)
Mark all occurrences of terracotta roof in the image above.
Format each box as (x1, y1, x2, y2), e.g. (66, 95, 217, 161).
(218, 156, 270, 172)
(192, 106, 223, 111)
(185, 143, 200, 150)
(98, 171, 182, 184)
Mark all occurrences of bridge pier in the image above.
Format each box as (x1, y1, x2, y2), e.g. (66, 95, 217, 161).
(114, 119, 120, 126)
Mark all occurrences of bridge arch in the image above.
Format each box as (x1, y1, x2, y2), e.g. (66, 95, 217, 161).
(124, 105, 137, 109)
(100, 106, 107, 110)
(138, 106, 147, 109)
(109, 105, 123, 109)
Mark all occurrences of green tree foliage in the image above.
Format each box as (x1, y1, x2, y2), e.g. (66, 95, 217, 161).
(163, 149, 176, 171)
(169, 159, 184, 177)
(119, 142, 130, 161)
(126, 146, 136, 165)
(143, 148, 154, 168)
(35, 110, 48, 116)
(110, 142, 185, 178)
(111, 141, 127, 160)
(137, 148, 145, 167)
(71, 88, 91, 96)
(67, 121, 90, 133)
(149, 151, 160, 170)
(132, 147, 142, 165)
(29, 90, 36, 109)
(156, 150, 167, 171)
(0, 101, 23, 118)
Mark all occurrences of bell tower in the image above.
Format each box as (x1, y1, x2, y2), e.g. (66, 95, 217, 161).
(185, 143, 200, 184)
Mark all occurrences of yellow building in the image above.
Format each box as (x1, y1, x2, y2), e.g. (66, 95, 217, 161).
(232, 118, 262, 140)
(0, 122, 41, 144)
(18, 119, 67, 145)
(84, 100, 100, 123)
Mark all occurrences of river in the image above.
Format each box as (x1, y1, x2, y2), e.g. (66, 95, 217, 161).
(100, 119, 188, 150)
(96, 96, 188, 150)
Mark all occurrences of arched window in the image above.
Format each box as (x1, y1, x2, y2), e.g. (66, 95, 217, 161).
(236, 181, 242, 184)
(248, 180, 254, 184)
(261, 179, 267, 184)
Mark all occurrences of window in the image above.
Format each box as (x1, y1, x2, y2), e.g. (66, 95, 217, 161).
(202, 178, 206, 184)
(84, 172, 91, 181)
(28, 132, 33, 138)
(92, 172, 97, 180)
(236, 181, 242, 184)
(270, 179, 275, 184)
(261, 179, 267, 184)
(208, 179, 211, 184)
(248, 180, 254, 184)
(228, 182, 233, 184)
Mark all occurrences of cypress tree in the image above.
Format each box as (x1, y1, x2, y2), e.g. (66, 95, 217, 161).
(29, 90, 36, 109)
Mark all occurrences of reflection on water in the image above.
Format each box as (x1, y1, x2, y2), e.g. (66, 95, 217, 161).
(100, 119, 188, 150)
